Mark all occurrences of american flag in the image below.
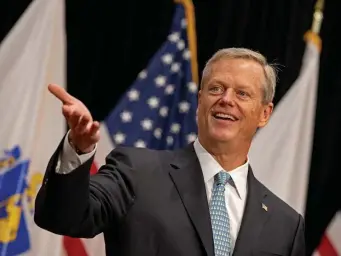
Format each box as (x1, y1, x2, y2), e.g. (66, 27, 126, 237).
(63, 4, 199, 256)
(104, 3, 198, 150)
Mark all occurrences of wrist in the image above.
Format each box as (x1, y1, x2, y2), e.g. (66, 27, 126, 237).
(68, 135, 94, 155)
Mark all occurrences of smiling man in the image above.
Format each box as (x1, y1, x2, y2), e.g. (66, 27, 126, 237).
(34, 48, 305, 256)
(197, 50, 274, 172)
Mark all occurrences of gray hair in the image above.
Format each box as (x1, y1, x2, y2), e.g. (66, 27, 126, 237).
(201, 48, 277, 104)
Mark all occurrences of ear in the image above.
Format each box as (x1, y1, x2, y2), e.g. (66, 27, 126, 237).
(198, 89, 202, 104)
(258, 102, 273, 128)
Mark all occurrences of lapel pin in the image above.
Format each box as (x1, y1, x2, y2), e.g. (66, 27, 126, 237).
(262, 203, 268, 212)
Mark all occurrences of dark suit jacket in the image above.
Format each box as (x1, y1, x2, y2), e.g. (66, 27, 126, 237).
(34, 139, 305, 256)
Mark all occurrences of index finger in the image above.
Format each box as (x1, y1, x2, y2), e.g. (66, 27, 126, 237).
(48, 84, 74, 104)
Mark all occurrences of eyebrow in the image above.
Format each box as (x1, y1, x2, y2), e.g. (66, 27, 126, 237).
(235, 84, 256, 93)
(207, 79, 226, 86)
(208, 79, 257, 93)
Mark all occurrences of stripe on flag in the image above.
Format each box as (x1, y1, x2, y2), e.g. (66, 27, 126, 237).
(316, 212, 341, 255)
(318, 235, 338, 256)
(63, 237, 88, 256)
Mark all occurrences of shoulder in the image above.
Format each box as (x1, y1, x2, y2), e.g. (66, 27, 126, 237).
(108, 145, 174, 158)
(105, 145, 175, 167)
(255, 176, 304, 225)
(252, 175, 305, 253)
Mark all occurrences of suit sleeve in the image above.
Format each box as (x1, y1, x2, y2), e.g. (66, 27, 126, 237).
(34, 141, 136, 238)
(290, 214, 306, 256)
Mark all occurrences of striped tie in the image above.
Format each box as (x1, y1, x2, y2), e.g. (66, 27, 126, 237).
(209, 171, 231, 256)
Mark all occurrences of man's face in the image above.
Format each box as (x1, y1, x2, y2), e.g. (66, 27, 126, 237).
(197, 58, 273, 145)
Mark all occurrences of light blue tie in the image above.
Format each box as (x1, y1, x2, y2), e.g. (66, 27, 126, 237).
(209, 171, 231, 256)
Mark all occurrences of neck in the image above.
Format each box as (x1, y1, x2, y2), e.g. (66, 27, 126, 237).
(198, 137, 249, 171)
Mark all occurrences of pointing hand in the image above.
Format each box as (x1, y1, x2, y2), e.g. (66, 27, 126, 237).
(48, 84, 100, 153)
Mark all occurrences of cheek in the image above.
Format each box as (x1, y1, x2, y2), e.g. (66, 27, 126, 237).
(198, 99, 210, 114)
(238, 102, 260, 122)
(245, 105, 263, 124)
(198, 95, 221, 118)
(196, 106, 204, 122)
(197, 105, 211, 127)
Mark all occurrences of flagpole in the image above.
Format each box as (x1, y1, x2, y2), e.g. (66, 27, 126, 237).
(174, 0, 199, 85)
(304, 0, 324, 51)
(311, 0, 324, 35)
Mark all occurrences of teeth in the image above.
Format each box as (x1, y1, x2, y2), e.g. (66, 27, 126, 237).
(215, 113, 236, 121)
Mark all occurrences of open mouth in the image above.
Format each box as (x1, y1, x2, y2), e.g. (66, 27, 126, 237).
(212, 112, 238, 121)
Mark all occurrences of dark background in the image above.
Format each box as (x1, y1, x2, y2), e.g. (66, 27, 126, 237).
(1, 0, 340, 254)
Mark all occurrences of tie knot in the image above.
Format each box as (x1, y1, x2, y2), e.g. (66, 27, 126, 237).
(215, 171, 230, 185)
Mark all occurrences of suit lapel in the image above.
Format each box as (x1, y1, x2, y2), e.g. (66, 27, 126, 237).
(168, 144, 214, 256)
(233, 166, 270, 256)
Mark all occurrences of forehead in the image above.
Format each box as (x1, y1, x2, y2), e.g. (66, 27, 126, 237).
(205, 58, 265, 89)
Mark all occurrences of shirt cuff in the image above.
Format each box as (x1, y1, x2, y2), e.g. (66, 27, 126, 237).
(55, 130, 97, 174)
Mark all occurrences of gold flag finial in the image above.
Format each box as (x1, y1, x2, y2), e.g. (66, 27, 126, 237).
(311, 0, 325, 34)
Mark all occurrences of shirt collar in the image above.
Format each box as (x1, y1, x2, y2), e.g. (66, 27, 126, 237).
(193, 138, 249, 200)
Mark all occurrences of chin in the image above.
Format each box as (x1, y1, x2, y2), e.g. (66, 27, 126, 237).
(209, 129, 237, 142)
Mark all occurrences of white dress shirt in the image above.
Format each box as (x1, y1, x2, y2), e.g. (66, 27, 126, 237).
(56, 134, 249, 252)
(193, 139, 249, 253)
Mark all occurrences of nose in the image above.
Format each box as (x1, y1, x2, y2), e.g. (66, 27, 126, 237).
(219, 88, 235, 106)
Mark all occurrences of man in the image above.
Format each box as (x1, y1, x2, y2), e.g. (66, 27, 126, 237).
(34, 48, 305, 256)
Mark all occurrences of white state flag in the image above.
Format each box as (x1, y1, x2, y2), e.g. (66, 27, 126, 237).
(249, 33, 341, 255)
(248, 32, 320, 216)
(0, 0, 66, 255)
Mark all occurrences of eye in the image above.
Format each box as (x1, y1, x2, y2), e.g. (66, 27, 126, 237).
(209, 85, 224, 94)
(237, 90, 249, 98)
